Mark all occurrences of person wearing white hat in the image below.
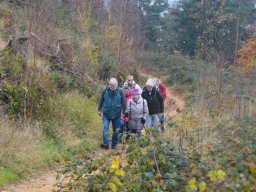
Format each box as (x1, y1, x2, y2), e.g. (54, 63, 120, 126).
(142, 79, 164, 129)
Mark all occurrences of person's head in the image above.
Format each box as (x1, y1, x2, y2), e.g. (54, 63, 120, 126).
(127, 75, 134, 88)
(154, 78, 161, 87)
(109, 78, 118, 90)
(127, 75, 134, 83)
(122, 85, 130, 96)
(146, 79, 155, 92)
(131, 88, 140, 102)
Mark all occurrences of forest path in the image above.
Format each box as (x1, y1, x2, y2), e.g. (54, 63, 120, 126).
(1, 72, 186, 192)
(1, 170, 57, 192)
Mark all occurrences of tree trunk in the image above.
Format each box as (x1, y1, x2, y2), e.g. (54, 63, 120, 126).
(234, 0, 241, 66)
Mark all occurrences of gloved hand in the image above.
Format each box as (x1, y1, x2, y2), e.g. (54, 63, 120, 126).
(124, 112, 129, 118)
(158, 113, 164, 124)
(124, 117, 129, 122)
(140, 118, 146, 124)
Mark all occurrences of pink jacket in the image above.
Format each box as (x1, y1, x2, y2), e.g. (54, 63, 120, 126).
(121, 90, 132, 121)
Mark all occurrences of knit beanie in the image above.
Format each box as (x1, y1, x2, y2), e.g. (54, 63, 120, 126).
(146, 79, 155, 87)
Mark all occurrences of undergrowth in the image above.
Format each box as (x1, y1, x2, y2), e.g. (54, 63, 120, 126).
(55, 122, 256, 191)
(0, 91, 102, 187)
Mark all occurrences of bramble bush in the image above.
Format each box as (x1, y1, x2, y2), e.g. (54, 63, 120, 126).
(54, 124, 256, 192)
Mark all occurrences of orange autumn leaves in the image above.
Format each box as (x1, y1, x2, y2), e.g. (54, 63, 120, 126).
(237, 38, 256, 73)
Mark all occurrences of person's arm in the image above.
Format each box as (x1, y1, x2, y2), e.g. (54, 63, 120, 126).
(125, 100, 131, 114)
(98, 89, 105, 114)
(120, 89, 126, 112)
(157, 90, 164, 113)
(143, 100, 149, 120)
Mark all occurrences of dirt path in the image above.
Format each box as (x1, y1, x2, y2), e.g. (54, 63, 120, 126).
(1, 170, 57, 192)
(1, 72, 185, 192)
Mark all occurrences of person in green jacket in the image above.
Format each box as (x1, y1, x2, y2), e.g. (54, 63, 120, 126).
(98, 78, 126, 149)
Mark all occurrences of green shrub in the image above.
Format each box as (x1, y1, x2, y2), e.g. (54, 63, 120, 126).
(56, 116, 256, 192)
(46, 92, 101, 137)
(143, 53, 203, 94)
(49, 72, 77, 92)
(0, 30, 10, 41)
(98, 57, 115, 80)
(41, 121, 63, 144)
(4, 84, 24, 113)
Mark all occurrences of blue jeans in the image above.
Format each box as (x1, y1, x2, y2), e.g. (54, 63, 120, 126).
(103, 115, 120, 147)
(119, 119, 125, 141)
(146, 114, 159, 128)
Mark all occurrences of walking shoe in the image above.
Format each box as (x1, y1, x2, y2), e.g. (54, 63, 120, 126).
(100, 143, 109, 149)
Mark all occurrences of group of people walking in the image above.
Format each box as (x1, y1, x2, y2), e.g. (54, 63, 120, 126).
(98, 75, 167, 149)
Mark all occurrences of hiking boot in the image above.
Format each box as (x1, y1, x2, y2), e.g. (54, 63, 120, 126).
(112, 146, 117, 150)
(100, 143, 109, 149)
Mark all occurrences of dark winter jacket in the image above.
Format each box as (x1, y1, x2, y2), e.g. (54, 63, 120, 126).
(141, 87, 164, 115)
(98, 87, 126, 119)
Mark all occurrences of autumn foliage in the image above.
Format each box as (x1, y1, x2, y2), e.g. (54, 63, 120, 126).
(237, 38, 256, 72)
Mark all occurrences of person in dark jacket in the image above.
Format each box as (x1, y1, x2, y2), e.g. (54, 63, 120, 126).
(142, 79, 164, 128)
(154, 78, 167, 132)
(98, 78, 126, 149)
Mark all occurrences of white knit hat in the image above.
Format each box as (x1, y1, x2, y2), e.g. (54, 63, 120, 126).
(146, 79, 155, 87)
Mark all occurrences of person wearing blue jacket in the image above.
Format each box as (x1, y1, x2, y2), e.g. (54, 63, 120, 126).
(98, 78, 126, 149)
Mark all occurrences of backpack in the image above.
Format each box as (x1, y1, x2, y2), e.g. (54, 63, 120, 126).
(129, 98, 145, 116)
(103, 86, 123, 97)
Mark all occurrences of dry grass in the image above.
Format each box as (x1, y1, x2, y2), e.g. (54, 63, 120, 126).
(0, 118, 40, 163)
(0, 38, 7, 50)
(0, 117, 43, 185)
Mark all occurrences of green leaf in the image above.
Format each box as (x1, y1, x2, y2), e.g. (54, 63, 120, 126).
(216, 170, 226, 181)
(112, 176, 122, 186)
(207, 170, 217, 182)
(198, 181, 206, 192)
(144, 172, 154, 180)
(188, 178, 197, 190)
(115, 170, 125, 176)
(167, 179, 178, 187)
(109, 182, 117, 192)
